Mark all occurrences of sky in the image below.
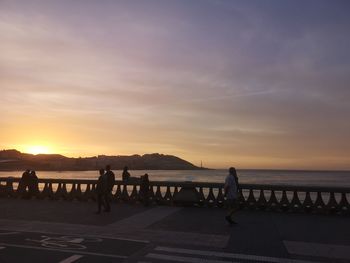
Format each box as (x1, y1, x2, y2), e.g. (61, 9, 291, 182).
(1, 0, 350, 169)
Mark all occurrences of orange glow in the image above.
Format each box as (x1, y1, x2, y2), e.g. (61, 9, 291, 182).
(24, 145, 51, 155)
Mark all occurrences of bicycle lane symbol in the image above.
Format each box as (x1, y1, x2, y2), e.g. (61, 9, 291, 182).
(25, 235, 102, 250)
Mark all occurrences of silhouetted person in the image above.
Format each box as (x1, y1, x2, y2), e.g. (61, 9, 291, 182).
(28, 170, 39, 198)
(95, 169, 107, 214)
(104, 165, 115, 212)
(224, 167, 239, 225)
(140, 173, 150, 206)
(122, 166, 130, 181)
(18, 169, 31, 198)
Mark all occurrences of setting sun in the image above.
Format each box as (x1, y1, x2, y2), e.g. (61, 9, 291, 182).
(25, 146, 51, 155)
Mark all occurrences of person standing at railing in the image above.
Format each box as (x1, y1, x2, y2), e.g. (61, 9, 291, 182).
(105, 165, 115, 212)
(18, 169, 31, 198)
(140, 173, 150, 206)
(28, 170, 39, 198)
(122, 166, 130, 181)
(95, 168, 107, 214)
(224, 167, 239, 225)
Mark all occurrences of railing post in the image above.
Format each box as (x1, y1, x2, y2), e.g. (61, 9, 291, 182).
(83, 183, 93, 201)
(206, 187, 216, 207)
(314, 191, 325, 213)
(216, 187, 225, 208)
(155, 185, 163, 205)
(302, 191, 313, 213)
(68, 183, 77, 201)
(40, 183, 54, 199)
(267, 190, 279, 211)
(257, 189, 267, 210)
(238, 188, 245, 209)
(326, 191, 338, 214)
(246, 188, 257, 209)
(129, 185, 138, 203)
(338, 193, 349, 215)
(198, 187, 206, 207)
(290, 190, 302, 212)
(164, 186, 173, 205)
(279, 190, 290, 212)
(121, 184, 129, 202)
(114, 184, 122, 202)
(149, 185, 156, 204)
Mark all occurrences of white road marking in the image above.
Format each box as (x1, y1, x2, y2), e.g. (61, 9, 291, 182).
(0, 242, 127, 259)
(59, 255, 83, 263)
(0, 246, 6, 249)
(284, 240, 350, 260)
(154, 246, 319, 263)
(147, 253, 235, 263)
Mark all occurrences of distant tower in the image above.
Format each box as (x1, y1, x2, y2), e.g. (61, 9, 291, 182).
(200, 160, 203, 169)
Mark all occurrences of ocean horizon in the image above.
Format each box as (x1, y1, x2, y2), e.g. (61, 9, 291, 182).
(1, 169, 350, 188)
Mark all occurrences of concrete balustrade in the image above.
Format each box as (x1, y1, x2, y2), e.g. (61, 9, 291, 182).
(0, 177, 349, 215)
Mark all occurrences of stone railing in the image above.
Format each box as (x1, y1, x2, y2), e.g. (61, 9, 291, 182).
(0, 177, 349, 215)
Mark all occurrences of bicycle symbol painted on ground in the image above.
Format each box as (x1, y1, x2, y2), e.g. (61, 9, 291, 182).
(26, 235, 102, 250)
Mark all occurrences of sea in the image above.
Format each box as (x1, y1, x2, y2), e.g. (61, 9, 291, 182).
(1, 169, 350, 187)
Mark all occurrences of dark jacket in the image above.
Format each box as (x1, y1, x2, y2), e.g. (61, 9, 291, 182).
(105, 170, 115, 192)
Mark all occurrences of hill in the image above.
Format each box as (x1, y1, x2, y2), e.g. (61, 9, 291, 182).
(0, 149, 203, 171)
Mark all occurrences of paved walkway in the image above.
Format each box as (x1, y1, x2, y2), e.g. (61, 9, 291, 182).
(0, 199, 349, 262)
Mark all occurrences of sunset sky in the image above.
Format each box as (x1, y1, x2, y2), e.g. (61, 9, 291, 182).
(1, 1, 350, 169)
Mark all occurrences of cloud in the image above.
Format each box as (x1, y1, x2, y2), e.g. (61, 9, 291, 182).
(1, 0, 350, 169)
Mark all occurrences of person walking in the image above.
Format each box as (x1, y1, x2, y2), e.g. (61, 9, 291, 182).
(104, 165, 115, 212)
(224, 167, 239, 225)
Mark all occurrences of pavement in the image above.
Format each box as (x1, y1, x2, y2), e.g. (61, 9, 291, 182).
(0, 198, 349, 263)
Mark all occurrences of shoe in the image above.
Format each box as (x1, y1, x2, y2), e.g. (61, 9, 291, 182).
(94, 211, 101, 214)
(103, 209, 111, 212)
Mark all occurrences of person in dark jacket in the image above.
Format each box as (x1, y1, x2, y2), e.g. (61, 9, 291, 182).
(18, 169, 30, 198)
(140, 173, 150, 206)
(104, 165, 115, 212)
(28, 170, 39, 198)
(122, 166, 130, 181)
(95, 169, 106, 214)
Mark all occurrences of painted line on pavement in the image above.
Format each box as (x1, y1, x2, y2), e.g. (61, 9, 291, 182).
(0, 246, 5, 249)
(59, 255, 83, 263)
(284, 240, 350, 260)
(155, 246, 319, 263)
(0, 243, 127, 259)
(147, 253, 235, 263)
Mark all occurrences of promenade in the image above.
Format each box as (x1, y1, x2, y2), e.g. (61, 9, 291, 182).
(0, 198, 349, 263)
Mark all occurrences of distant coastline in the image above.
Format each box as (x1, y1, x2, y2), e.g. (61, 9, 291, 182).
(0, 149, 208, 171)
